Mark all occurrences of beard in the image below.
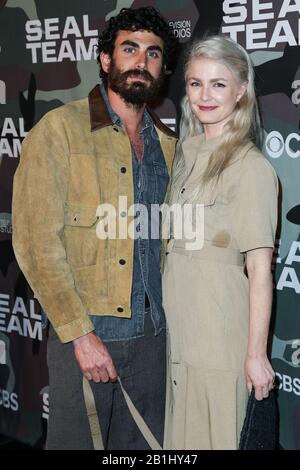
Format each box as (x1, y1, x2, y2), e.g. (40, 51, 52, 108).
(107, 59, 165, 108)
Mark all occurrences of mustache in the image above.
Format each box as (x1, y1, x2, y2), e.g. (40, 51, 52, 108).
(121, 69, 154, 82)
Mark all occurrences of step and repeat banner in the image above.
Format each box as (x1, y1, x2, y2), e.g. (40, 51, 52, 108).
(0, 0, 299, 449)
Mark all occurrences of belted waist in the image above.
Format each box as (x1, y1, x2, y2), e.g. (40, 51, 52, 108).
(166, 239, 245, 266)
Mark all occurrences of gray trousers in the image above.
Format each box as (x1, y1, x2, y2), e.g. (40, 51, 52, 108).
(46, 312, 166, 450)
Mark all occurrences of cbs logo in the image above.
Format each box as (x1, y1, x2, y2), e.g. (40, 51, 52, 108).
(265, 131, 300, 159)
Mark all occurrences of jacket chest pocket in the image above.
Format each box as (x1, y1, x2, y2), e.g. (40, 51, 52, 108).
(152, 162, 169, 205)
(68, 153, 100, 207)
(64, 204, 99, 267)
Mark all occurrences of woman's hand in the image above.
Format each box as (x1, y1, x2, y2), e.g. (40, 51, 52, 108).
(245, 354, 275, 400)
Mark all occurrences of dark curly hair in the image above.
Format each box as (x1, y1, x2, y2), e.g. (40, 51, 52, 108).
(97, 6, 177, 82)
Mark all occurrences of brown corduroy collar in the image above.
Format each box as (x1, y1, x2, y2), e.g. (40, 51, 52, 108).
(88, 85, 177, 138)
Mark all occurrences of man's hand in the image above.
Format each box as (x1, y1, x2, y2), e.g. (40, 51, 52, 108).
(73, 331, 117, 383)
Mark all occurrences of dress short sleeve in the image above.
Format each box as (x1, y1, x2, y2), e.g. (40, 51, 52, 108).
(233, 152, 278, 253)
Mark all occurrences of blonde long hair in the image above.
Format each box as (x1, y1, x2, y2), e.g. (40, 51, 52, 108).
(171, 35, 261, 193)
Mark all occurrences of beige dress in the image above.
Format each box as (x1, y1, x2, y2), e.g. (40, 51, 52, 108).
(162, 135, 278, 450)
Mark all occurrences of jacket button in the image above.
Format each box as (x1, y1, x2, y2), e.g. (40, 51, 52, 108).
(117, 307, 124, 313)
(120, 211, 127, 218)
(119, 259, 126, 265)
(120, 167, 127, 173)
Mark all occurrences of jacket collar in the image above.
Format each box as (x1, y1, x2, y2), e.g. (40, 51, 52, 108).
(88, 85, 177, 138)
(88, 85, 113, 131)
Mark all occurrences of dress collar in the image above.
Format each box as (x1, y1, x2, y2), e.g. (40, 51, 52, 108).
(182, 133, 221, 173)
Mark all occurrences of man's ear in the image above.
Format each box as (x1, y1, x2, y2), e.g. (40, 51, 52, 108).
(164, 64, 172, 76)
(100, 52, 111, 73)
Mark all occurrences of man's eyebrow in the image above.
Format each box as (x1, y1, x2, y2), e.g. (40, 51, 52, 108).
(120, 40, 163, 54)
(147, 45, 163, 54)
(120, 40, 140, 48)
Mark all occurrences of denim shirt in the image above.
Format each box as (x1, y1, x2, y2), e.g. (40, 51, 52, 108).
(90, 84, 169, 341)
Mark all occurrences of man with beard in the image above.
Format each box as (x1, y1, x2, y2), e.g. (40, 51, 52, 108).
(12, 7, 177, 450)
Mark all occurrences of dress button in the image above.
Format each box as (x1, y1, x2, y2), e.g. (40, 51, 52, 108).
(119, 259, 126, 265)
(181, 188, 185, 194)
(120, 167, 127, 173)
(120, 211, 127, 218)
(117, 307, 124, 313)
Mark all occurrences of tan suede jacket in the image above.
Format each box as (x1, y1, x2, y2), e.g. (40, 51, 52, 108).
(12, 85, 177, 343)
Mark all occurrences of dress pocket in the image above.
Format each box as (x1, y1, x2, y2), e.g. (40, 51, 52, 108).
(197, 193, 230, 243)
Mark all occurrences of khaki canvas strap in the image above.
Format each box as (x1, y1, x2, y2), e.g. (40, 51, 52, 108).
(82, 376, 104, 450)
(82, 376, 162, 451)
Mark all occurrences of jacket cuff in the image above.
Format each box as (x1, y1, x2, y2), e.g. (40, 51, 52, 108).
(56, 316, 95, 343)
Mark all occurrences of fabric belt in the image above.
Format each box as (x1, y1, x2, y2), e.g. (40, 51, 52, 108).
(166, 239, 245, 266)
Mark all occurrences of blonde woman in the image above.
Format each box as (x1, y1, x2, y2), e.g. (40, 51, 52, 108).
(162, 35, 278, 450)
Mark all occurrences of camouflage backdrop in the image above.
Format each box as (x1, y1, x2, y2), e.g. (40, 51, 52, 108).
(0, 0, 299, 449)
